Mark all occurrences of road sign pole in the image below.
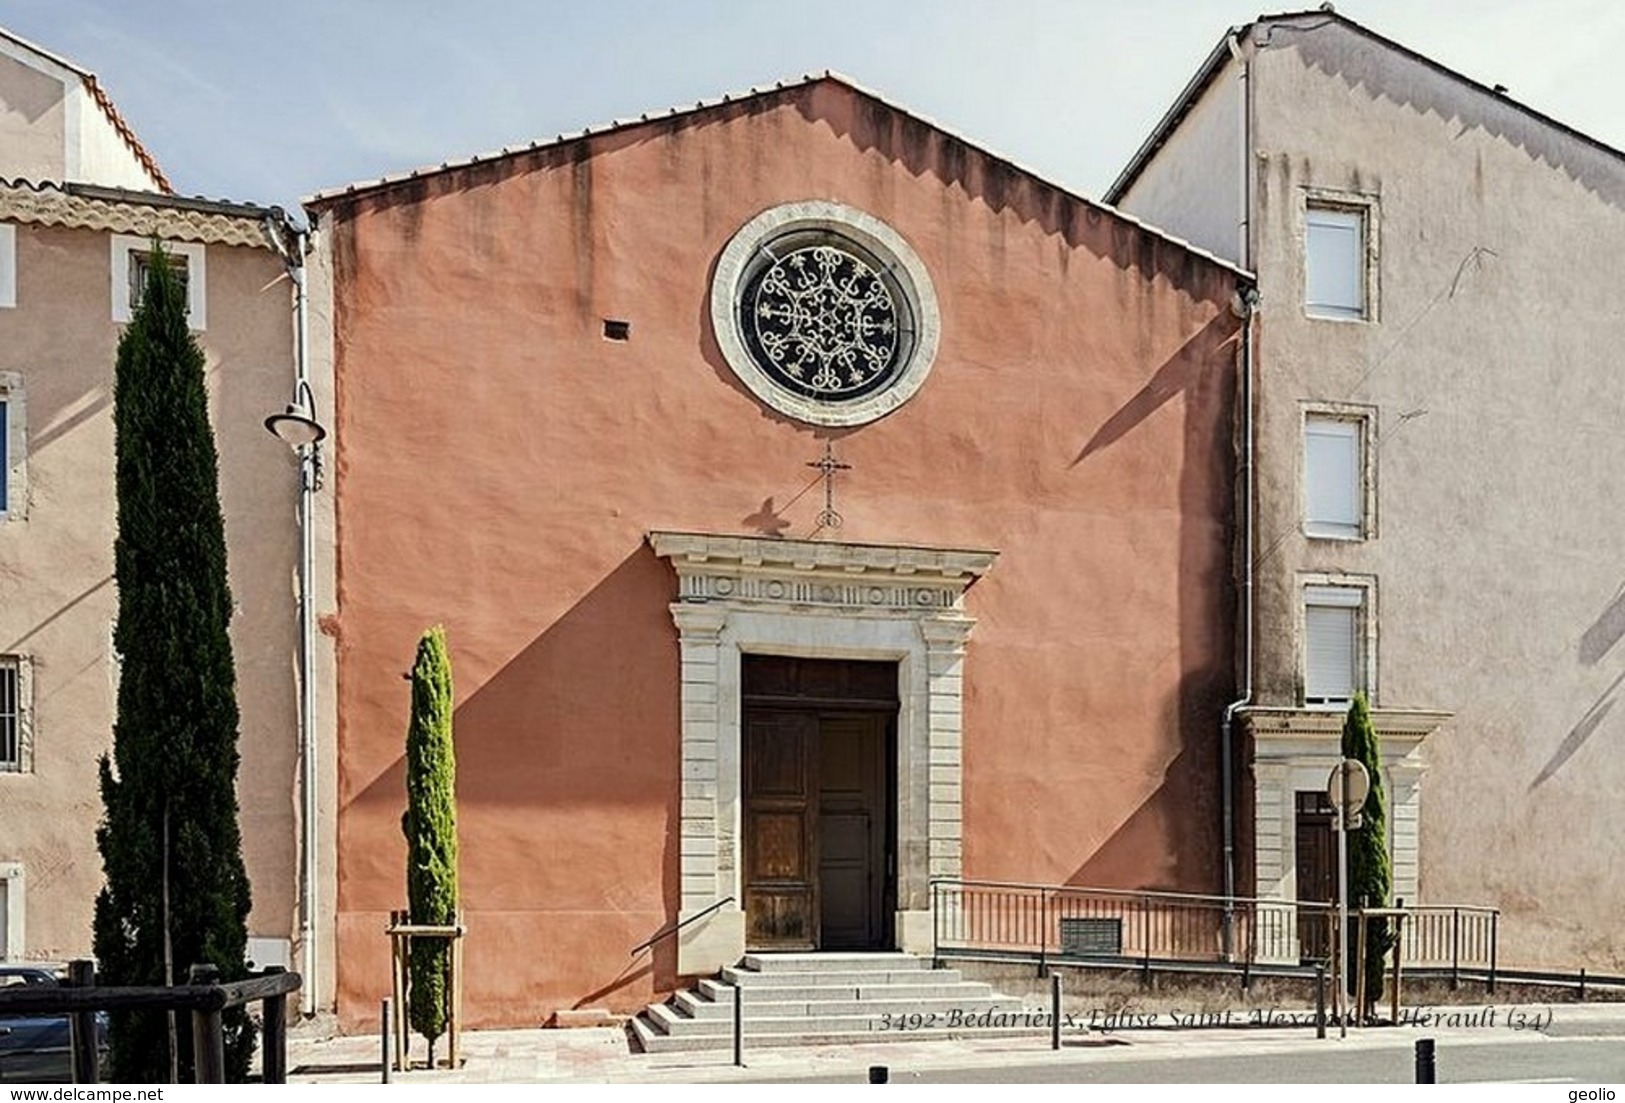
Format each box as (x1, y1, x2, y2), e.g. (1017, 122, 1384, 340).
(1337, 803, 1349, 1039)
(1326, 756, 1369, 1040)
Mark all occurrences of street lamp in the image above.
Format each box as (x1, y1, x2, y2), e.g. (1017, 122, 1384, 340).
(264, 379, 326, 449)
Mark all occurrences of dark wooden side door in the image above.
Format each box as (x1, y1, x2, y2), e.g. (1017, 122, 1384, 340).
(817, 713, 889, 950)
(1295, 790, 1337, 961)
(743, 710, 819, 949)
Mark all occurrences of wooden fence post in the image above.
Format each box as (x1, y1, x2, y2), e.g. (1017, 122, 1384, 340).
(187, 964, 226, 1084)
(261, 966, 288, 1084)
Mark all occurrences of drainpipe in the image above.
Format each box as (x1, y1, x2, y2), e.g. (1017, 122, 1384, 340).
(1228, 29, 1251, 270)
(1221, 293, 1256, 956)
(266, 213, 319, 1016)
(1218, 28, 1257, 959)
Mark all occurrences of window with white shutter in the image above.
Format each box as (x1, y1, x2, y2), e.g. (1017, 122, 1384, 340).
(1304, 586, 1365, 706)
(0, 396, 8, 518)
(1305, 416, 1364, 539)
(0, 223, 14, 309)
(1305, 206, 1366, 319)
(0, 372, 22, 522)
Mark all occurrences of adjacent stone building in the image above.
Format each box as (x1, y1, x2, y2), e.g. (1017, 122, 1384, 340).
(0, 27, 305, 984)
(1110, 10, 1625, 972)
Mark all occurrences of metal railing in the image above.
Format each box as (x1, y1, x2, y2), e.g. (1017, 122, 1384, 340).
(630, 896, 736, 958)
(931, 880, 1498, 980)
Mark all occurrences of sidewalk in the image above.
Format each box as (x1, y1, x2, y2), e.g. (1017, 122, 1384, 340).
(285, 1003, 1625, 1083)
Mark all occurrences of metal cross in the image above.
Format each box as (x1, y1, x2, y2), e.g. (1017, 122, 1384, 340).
(806, 441, 851, 530)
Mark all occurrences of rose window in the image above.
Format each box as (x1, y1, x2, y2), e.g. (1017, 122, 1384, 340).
(711, 202, 939, 427)
(741, 244, 902, 401)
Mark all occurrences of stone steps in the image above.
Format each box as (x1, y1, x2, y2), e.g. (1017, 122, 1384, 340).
(630, 952, 1052, 1054)
(718, 967, 974, 989)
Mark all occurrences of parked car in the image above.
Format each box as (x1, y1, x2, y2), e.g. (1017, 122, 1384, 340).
(0, 967, 108, 1083)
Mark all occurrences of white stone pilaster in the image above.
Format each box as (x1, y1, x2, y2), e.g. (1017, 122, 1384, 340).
(671, 603, 728, 914)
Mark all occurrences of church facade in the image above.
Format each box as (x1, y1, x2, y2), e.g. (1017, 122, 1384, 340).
(305, 76, 1252, 1027)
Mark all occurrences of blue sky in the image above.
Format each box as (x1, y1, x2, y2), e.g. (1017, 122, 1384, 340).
(8, 1, 1625, 214)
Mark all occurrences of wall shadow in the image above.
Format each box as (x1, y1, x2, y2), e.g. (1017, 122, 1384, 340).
(1073, 315, 1239, 466)
(1285, 22, 1625, 215)
(1068, 313, 1238, 895)
(1531, 667, 1625, 790)
(347, 542, 684, 1003)
(1579, 584, 1625, 667)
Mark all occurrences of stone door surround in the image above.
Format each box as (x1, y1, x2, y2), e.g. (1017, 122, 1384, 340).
(648, 531, 996, 974)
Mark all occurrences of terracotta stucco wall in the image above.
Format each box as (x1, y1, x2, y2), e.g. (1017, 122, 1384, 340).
(0, 219, 298, 963)
(319, 81, 1243, 1027)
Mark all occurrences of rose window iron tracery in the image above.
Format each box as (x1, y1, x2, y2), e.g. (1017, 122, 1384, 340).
(741, 243, 903, 401)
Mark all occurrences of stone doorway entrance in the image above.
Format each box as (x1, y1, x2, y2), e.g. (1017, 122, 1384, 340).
(648, 530, 996, 975)
(741, 656, 897, 951)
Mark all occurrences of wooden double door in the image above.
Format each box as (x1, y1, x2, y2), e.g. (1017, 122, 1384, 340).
(742, 657, 897, 951)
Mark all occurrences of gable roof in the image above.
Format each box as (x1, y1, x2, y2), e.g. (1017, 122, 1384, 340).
(304, 71, 1252, 282)
(1105, 8, 1625, 205)
(0, 25, 172, 194)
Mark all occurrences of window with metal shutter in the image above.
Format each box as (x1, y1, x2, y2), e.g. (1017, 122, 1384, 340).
(1306, 207, 1365, 319)
(1304, 589, 1362, 704)
(1305, 417, 1362, 538)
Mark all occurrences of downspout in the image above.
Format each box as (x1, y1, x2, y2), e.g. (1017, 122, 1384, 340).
(266, 213, 318, 1016)
(1221, 28, 1256, 954)
(1229, 27, 1252, 269)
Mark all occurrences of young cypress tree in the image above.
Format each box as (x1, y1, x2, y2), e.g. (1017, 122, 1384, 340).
(402, 625, 458, 1065)
(94, 245, 255, 1082)
(1342, 692, 1393, 1018)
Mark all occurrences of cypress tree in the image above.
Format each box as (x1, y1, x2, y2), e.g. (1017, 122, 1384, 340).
(94, 244, 255, 1081)
(402, 625, 458, 1063)
(1342, 692, 1393, 1018)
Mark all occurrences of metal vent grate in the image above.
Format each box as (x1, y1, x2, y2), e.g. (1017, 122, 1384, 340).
(1059, 917, 1123, 956)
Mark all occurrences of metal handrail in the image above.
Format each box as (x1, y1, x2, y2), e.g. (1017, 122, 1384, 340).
(933, 878, 1497, 915)
(630, 896, 736, 958)
(932, 879, 1500, 979)
(933, 878, 1334, 910)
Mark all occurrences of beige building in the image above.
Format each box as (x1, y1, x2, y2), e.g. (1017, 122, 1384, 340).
(0, 27, 306, 988)
(1111, 11, 1625, 972)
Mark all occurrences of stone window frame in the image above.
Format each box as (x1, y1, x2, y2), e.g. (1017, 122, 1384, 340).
(1301, 401, 1378, 542)
(649, 530, 994, 974)
(0, 655, 31, 774)
(0, 372, 24, 522)
(0, 861, 22, 961)
(1299, 573, 1378, 709)
(111, 234, 206, 330)
(709, 201, 941, 427)
(1302, 187, 1380, 324)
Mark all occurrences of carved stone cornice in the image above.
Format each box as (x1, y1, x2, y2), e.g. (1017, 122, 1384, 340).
(648, 531, 996, 615)
(1241, 706, 1450, 765)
